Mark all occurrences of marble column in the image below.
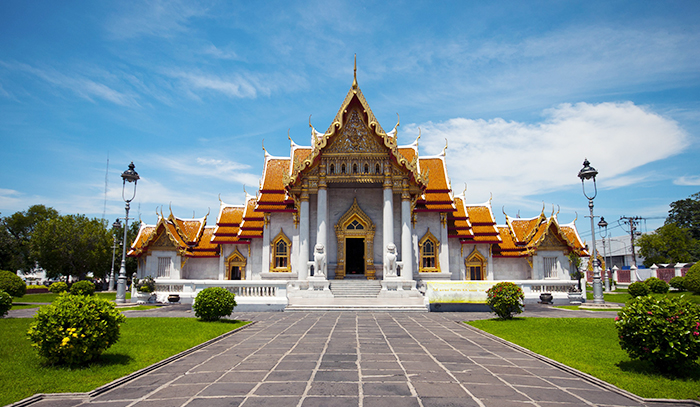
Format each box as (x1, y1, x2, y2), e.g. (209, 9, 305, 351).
(316, 171, 328, 278)
(383, 169, 394, 279)
(261, 214, 270, 272)
(298, 180, 310, 280)
(440, 213, 449, 273)
(401, 179, 413, 281)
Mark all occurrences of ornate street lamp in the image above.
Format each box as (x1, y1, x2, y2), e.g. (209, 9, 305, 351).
(116, 162, 140, 303)
(598, 217, 611, 292)
(108, 219, 122, 291)
(578, 158, 604, 304)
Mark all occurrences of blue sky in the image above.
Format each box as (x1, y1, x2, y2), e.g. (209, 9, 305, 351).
(1, 0, 699, 243)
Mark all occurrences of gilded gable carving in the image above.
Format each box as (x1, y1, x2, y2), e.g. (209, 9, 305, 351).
(538, 231, 567, 251)
(152, 232, 175, 249)
(325, 110, 387, 156)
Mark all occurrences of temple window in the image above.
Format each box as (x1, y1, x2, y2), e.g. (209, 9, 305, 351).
(364, 164, 369, 174)
(341, 163, 346, 174)
(157, 257, 171, 278)
(376, 163, 381, 174)
(353, 163, 357, 174)
(347, 219, 364, 230)
(543, 257, 557, 278)
(465, 249, 487, 280)
(419, 229, 440, 272)
(330, 164, 335, 174)
(271, 230, 292, 272)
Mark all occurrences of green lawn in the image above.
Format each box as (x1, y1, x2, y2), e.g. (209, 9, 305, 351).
(467, 318, 700, 401)
(13, 292, 131, 303)
(0, 317, 248, 406)
(585, 290, 700, 304)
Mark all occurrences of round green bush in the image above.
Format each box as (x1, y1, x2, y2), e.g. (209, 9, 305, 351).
(193, 287, 236, 321)
(0, 270, 26, 298)
(0, 290, 12, 317)
(644, 277, 669, 294)
(49, 281, 68, 294)
(628, 281, 650, 297)
(685, 263, 700, 294)
(486, 282, 524, 319)
(615, 295, 700, 371)
(669, 276, 685, 291)
(27, 293, 125, 365)
(69, 280, 95, 296)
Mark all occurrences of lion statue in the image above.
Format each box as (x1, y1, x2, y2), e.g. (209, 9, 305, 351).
(384, 243, 397, 277)
(313, 244, 326, 277)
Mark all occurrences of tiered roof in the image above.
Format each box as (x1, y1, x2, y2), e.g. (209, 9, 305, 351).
(493, 210, 588, 258)
(447, 194, 502, 244)
(128, 211, 218, 258)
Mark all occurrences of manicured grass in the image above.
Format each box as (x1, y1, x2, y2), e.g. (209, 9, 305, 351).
(467, 318, 700, 401)
(586, 290, 700, 304)
(553, 305, 616, 311)
(13, 292, 131, 303)
(120, 305, 160, 311)
(0, 317, 248, 406)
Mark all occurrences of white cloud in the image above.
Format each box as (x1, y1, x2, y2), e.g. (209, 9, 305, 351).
(674, 175, 700, 186)
(105, 0, 208, 40)
(413, 102, 688, 203)
(202, 44, 239, 60)
(148, 154, 260, 186)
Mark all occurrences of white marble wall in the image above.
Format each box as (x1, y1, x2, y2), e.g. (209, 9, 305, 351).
(531, 251, 572, 280)
(142, 250, 180, 280)
(249, 239, 263, 280)
(183, 257, 219, 279)
(493, 257, 530, 280)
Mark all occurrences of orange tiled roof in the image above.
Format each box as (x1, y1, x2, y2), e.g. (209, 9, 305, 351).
(398, 146, 416, 164)
(212, 203, 246, 244)
(261, 158, 290, 192)
(239, 196, 264, 238)
(494, 213, 588, 258)
(128, 212, 222, 258)
(187, 227, 219, 257)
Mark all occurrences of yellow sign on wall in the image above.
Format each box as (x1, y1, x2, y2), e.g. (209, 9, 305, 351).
(425, 281, 498, 304)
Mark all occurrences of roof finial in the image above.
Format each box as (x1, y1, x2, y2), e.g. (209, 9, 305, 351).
(309, 114, 312, 128)
(556, 205, 560, 217)
(169, 202, 173, 218)
(489, 192, 493, 205)
(573, 211, 578, 223)
(441, 138, 448, 156)
(218, 193, 222, 204)
(352, 54, 358, 90)
(417, 128, 421, 143)
(551, 204, 555, 218)
(463, 183, 467, 197)
(262, 139, 268, 156)
(288, 129, 293, 147)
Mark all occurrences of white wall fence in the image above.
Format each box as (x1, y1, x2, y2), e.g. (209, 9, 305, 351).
(151, 279, 288, 311)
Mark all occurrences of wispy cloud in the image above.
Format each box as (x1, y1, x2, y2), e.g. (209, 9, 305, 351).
(0, 61, 139, 107)
(147, 154, 260, 186)
(201, 44, 239, 60)
(674, 175, 700, 186)
(105, 0, 209, 40)
(413, 102, 688, 203)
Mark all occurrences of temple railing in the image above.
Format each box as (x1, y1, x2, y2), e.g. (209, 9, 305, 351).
(152, 279, 288, 306)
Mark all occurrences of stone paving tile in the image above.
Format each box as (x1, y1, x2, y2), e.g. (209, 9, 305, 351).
(420, 398, 481, 407)
(362, 369, 407, 381)
(567, 388, 646, 406)
(146, 383, 207, 399)
(308, 382, 360, 396)
(499, 374, 557, 388)
(196, 382, 257, 397)
(92, 385, 159, 402)
(301, 396, 359, 407)
(315, 370, 360, 381)
(363, 396, 420, 407)
(254, 381, 308, 396)
(363, 382, 413, 396)
(27, 400, 85, 407)
(411, 382, 470, 398)
(265, 369, 314, 381)
(219, 370, 268, 382)
(130, 398, 190, 407)
(465, 383, 531, 401)
(186, 396, 244, 407)
(276, 361, 318, 370)
(238, 396, 301, 406)
(171, 371, 224, 384)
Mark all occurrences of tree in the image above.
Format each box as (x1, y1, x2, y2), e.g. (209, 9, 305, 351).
(667, 192, 700, 239)
(111, 220, 140, 277)
(636, 223, 700, 267)
(31, 215, 112, 280)
(0, 205, 59, 273)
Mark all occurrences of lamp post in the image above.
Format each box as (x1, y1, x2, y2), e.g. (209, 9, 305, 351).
(578, 158, 604, 304)
(116, 162, 140, 304)
(108, 219, 121, 291)
(598, 217, 610, 292)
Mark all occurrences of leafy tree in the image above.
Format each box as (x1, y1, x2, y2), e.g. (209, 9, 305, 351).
(667, 191, 700, 239)
(636, 223, 700, 267)
(0, 205, 59, 273)
(31, 215, 111, 280)
(110, 220, 140, 277)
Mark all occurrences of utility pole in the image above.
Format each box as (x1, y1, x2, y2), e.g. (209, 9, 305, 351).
(620, 216, 643, 267)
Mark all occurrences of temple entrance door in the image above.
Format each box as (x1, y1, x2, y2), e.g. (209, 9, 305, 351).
(230, 266, 241, 280)
(346, 238, 365, 276)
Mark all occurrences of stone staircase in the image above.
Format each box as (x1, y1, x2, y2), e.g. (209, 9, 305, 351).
(285, 278, 428, 312)
(330, 279, 382, 298)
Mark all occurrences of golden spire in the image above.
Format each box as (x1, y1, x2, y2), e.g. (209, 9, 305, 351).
(352, 54, 358, 90)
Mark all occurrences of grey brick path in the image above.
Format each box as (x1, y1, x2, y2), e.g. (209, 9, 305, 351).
(11, 310, 697, 407)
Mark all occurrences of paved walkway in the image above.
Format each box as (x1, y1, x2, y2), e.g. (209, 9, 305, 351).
(14, 307, 694, 407)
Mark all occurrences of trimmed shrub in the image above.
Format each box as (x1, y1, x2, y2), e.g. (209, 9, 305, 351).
(486, 282, 524, 319)
(193, 287, 236, 321)
(0, 290, 12, 317)
(615, 295, 700, 371)
(644, 277, 669, 294)
(0, 270, 26, 298)
(134, 276, 156, 293)
(669, 276, 685, 291)
(69, 280, 95, 296)
(27, 293, 125, 365)
(49, 281, 68, 294)
(628, 281, 650, 297)
(685, 263, 700, 294)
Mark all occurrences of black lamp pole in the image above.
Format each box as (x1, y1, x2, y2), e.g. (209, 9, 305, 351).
(116, 162, 139, 304)
(578, 158, 604, 304)
(598, 217, 610, 292)
(108, 219, 121, 291)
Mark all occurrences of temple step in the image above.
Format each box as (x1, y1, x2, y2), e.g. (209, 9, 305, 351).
(330, 280, 382, 298)
(285, 297, 428, 312)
